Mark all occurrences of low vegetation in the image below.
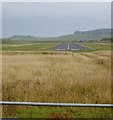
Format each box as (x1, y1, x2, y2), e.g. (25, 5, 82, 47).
(2, 40, 111, 52)
(2, 43, 56, 51)
(2, 50, 111, 118)
(79, 42, 111, 51)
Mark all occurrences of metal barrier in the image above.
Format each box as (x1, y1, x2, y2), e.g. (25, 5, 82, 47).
(0, 101, 113, 108)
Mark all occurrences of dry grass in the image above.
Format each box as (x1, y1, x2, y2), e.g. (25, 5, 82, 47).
(2, 51, 111, 117)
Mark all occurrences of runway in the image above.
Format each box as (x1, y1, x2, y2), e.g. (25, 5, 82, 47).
(48, 43, 92, 51)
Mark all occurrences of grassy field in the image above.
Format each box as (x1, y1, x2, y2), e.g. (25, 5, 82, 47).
(2, 41, 111, 51)
(2, 50, 112, 118)
(2, 43, 56, 51)
(79, 42, 111, 51)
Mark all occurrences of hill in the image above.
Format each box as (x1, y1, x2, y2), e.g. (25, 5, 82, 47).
(56, 28, 111, 42)
(2, 28, 111, 44)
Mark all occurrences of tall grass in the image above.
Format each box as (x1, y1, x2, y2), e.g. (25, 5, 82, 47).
(2, 51, 111, 118)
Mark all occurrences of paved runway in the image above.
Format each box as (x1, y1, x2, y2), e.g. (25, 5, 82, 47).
(49, 43, 92, 51)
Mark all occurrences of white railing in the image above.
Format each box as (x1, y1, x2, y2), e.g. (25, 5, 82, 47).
(0, 101, 113, 108)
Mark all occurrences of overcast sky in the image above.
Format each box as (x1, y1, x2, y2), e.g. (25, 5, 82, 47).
(2, 2, 111, 38)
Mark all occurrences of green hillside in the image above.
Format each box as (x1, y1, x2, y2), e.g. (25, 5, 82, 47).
(2, 28, 111, 44)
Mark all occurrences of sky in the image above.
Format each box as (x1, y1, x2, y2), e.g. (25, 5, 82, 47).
(2, 2, 111, 38)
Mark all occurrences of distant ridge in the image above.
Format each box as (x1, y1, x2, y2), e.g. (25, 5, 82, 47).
(2, 28, 111, 44)
(74, 28, 111, 37)
(57, 28, 111, 41)
(10, 35, 40, 41)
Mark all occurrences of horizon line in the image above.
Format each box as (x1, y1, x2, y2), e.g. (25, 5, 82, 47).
(1, 27, 111, 39)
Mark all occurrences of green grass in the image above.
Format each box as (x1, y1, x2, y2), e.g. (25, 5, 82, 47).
(3, 106, 112, 118)
(79, 42, 111, 51)
(2, 41, 111, 52)
(2, 43, 56, 51)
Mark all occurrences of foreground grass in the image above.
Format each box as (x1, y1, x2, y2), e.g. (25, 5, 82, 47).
(2, 51, 111, 118)
(3, 106, 112, 118)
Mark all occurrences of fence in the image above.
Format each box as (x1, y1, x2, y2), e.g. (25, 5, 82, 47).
(0, 101, 113, 108)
